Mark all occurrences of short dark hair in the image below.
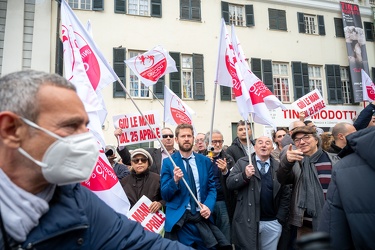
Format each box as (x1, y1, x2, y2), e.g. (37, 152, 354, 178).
(175, 123, 194, 137)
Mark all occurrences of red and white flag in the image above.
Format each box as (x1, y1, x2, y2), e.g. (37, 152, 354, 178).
(230, 24, 285, 128)
(164, 85, 195, 125)
(215, 19, 253, 120)
(361, 69, 375, 102)
(125, 46, 177, 87)
(61, 1, 130, 216)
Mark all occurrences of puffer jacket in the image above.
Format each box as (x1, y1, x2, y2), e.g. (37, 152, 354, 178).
(318, 126, 375, 249)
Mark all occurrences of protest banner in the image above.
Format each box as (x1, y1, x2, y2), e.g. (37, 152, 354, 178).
(128, 195, 166, 234)
(291, 89, 326, 117)
(113, 110, 161, 146)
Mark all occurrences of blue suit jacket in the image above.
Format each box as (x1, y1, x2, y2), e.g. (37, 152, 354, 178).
(161, 152, 217, 232)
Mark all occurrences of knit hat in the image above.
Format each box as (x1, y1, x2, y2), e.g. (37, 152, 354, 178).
(130, 148, 153, 166)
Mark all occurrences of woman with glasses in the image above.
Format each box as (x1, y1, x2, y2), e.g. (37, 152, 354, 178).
(120, 148, 165, 211)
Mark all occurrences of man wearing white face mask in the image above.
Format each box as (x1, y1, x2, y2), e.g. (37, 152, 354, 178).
(0, 70, 192, 250)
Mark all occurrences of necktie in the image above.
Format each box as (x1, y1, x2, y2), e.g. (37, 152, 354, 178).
(182, 157, 197, 214)
(258, 160, 267, 175)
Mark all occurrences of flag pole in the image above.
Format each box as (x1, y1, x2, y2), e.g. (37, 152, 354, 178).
(245, 119, 252, 166)
(208, 82, 218, 157)
(115, 77, 202, 210)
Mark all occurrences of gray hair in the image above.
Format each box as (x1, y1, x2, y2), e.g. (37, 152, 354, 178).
(204, 130, 223, 144)
(0, 70, 75, 122)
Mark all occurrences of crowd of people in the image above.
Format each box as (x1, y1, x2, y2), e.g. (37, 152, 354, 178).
(1, 70, 374, 250)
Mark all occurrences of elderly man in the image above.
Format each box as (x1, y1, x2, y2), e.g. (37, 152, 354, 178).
(277, 126, 339, 237)
(227, 136, 290, 250)
(327, 122, 356, 154)
(194, 132, 207, 154)
(0, 70, 191, 249)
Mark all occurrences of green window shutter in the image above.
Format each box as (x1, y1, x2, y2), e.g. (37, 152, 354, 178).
(268, 9, 278, 30)
(326, 64, 343, 104)
(297, 12, 305, 33)
(269, 9, 287, 31)
(245, 5, 254, 27)
(115, 0, 126, 14)
(170, 52, 181, 97)
(180, 0, 189, 19)
(318, 15, 325, 35)
(334, 18, 344, 38)
(262, 60, 273, 92)
(191, 0, 201, 21)
(92, 0, 104, 10)
(153, 76, 164, 99)
(292, 61, 304, 99)
(278, 10, 287, 31)
(251, 58, 262, 80)
(364, 22, 374, 42)
(220, 86, 231, 101)
(347, 66, 355, 104)
(302, 63, 309, 95)
(113, 47, 126, 98)
(151, 0, 162, 17)
(193, 53, 205, 100)
(221, 1, 229, 25)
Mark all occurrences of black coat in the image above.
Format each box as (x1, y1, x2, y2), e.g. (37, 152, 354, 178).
(319, 127, 375, 249)
(226, 137, 255, 163)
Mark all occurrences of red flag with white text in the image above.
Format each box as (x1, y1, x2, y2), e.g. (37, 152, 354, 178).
(125, 46, 177, 87)
(164, 85, 195, 125)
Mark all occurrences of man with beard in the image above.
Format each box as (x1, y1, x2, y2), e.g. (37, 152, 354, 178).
(226, 120, 255, 163)
(161, 124, 230, 249)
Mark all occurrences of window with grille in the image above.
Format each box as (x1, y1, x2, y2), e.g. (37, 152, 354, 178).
(308, 65, 323, 95)
(128, 0, 149, 16)
(68, 0, 91, 10)
(229, 4, 244, 26)
(304, 15, 317, 34)
(128, 50, 150, 98)
(272, 63, 290, 102)
(182, 55, 193, 99)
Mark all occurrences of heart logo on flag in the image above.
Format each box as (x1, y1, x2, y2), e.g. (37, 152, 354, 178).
(169, 95, 192, 124)
(249, 81, 273, 104)
(366, 85, 375, 100)
(82, 156, 118, 191)
(135, 50, 167, 81)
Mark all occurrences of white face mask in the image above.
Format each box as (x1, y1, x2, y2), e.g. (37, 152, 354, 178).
(18, 117, 99, 185)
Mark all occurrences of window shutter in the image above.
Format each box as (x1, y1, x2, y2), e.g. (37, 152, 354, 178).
(297, 12, 305, 33)
(278, 10, 287, 31)
(115, 0, 126, 14)
(302, 63, 309, 95)
(113, 47, 126, 98)
(191, 0, 201, 21)
(221, 1, 229, 25)
(364, 22, 374, 42)
(92, 0, 104, 10)
(251, 58, 262, 80)
(334, 18, 344, 38)
(318, 15, 325, 35)
(262, 60, 273, 92)
(153, 76, 164, 99)
(372, 67, 375, 83)
(170, 52, 181, 97)
(245, 5, 254, 27)
(268, 9, 278, 30)
(193, 53, 205, 100)
(347, 66, 355, 104)
(151, 0, 162, 17)
(180, 0, 189, 19)
(220, 86, 231, 101)
(292, 61, 304, 99)
(269, 9, 287, 31)
(326, 64, 343, 104)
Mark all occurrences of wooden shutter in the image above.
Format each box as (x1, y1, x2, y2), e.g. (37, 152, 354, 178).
(318, 15, 325, 35)
(153, 76, 164, 99)
(170, 52, 181, 97)
(151, 0, 162, 17)
(251, 58, 262, 80)
(220, 86, 231, 101)
(292, 61, 309, 99)
(262, 60, 273, 92)
(115, 0, 126, 14)
(326, 64, 343, 104)
(221, 1, 229, 25)
(364, 22, 374, 42)
(334, 18, 344, 38)
(297, 12, 305, 33)
(245, 5, 254, 27)
(113, 47, 126, 98)
(193, 53, 205, 100)
(92, 0, 104, 11)
(180, 0, 189, 19)
(191, 0, 201, 21)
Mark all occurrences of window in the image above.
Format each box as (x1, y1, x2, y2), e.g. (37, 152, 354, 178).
(115, 0, 162, 17)
(341, 67, 352, 104)
(67, 0, 103, 10)
(180, 0, 201, 21)
(297, 13, 325, 35)
(128, 50, 150, 98)
(221, 2, 254, 27)
(170, 52, 205, 100)
(268, 9, 287, 31)
(272, 62, 290, 102)
(364, 21, 374, 42)
(308, 65, 323, 95)
(334, 18, 344, 38)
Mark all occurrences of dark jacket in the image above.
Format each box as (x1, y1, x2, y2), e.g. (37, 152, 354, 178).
(121, 169, 165, 208)
(226, 154, 290, 250)
(147, 148, 163, 174)
(226, 137, 255, 163)
(353, 102, 375, 131)
(319, 127, 375, 249)
(327, 141, 342, 154)
(9, 184, 191, 250)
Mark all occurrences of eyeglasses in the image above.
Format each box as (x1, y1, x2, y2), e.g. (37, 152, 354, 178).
(162, 134, 174, 139)
(195, 138, 204, 143)
(293, 134, 312, 145)
(277, 134, 286, 138)
(211, 140, 224, 144)
(131, 158, 148, 164)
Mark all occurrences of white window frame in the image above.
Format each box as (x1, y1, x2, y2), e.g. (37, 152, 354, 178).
(229, 4, 245, 26)
(304, 14, 318, 35)
(272, 62, 291, 103)
(181, 54, 193, 100)
(128, 0, 150, 16)
(128, 50, 151, 99)
(340, 67, 351, 104)
(68, 0, 91, 10)
(308, 65, 323, 95)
